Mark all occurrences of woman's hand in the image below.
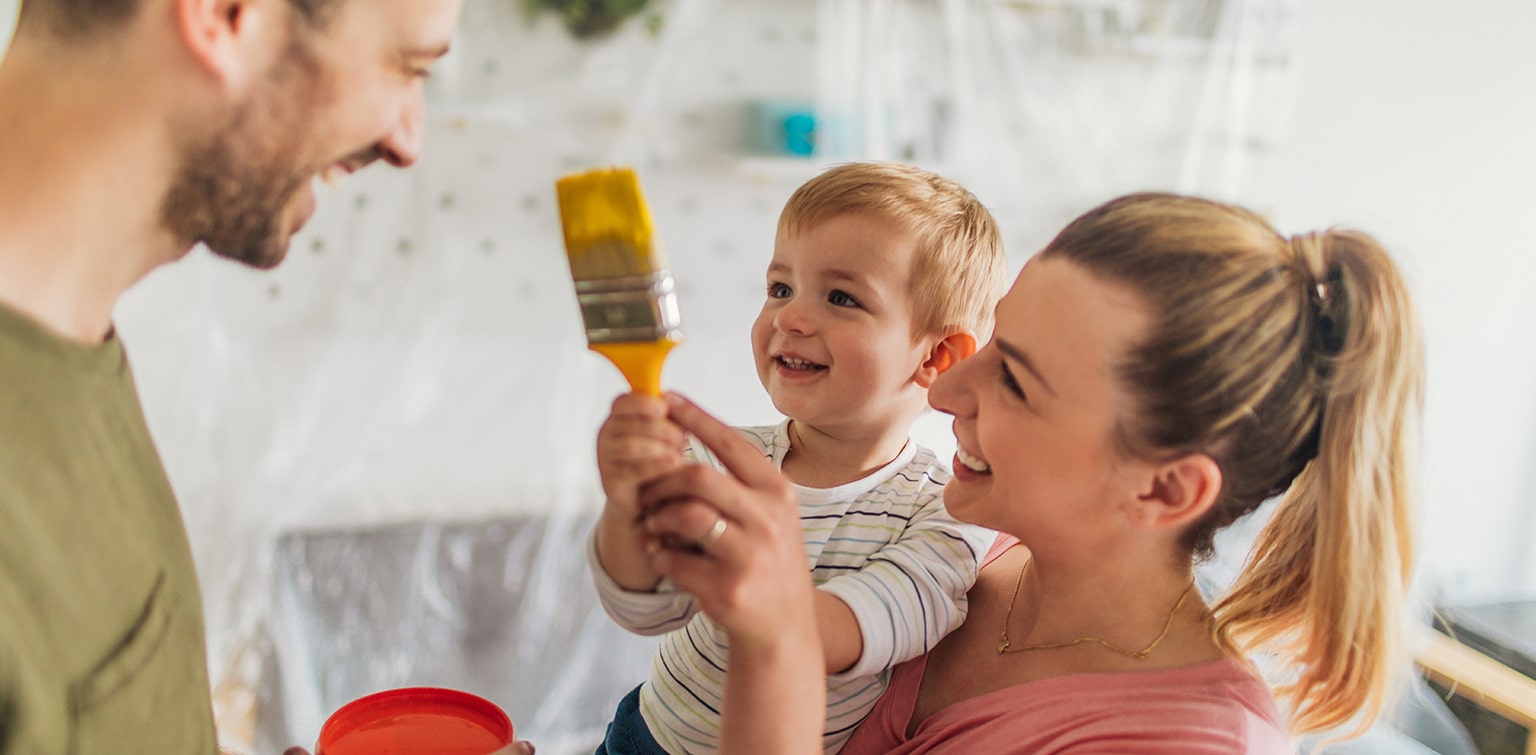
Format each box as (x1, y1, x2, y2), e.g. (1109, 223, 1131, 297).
(637, 393, 813, 645)
(636, 393, 825, 754)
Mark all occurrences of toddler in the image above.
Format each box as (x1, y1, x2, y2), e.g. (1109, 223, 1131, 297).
(588, 162, 1009, 754)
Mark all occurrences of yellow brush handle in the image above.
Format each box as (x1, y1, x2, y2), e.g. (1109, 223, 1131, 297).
(591, 340, 677, 397)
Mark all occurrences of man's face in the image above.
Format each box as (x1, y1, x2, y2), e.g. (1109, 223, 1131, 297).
(161, 0, 462, 269)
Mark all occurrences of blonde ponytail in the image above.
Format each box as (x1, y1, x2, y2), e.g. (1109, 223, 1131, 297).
(1042, 195, 1425, 736)
(1214, 231, 1423, 734)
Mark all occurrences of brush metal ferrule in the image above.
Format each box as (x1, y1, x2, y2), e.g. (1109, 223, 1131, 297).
(575, 271, 684, 344)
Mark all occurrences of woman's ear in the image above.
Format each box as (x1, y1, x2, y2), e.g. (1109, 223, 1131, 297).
(174, 0, 273, 87)
(1131, 454, 1222, 530)
(915, 331, 977, 388)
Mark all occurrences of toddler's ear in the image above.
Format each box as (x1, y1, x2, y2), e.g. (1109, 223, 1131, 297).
(915, 332, 977, 387)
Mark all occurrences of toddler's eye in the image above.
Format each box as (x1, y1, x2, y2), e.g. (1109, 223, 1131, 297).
(767, 282, 792, 299)
(828, 290, 861, 308)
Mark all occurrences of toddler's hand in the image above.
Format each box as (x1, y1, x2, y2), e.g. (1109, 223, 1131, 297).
(597, 393, 688, 521)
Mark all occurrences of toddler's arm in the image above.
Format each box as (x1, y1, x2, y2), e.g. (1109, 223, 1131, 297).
(587, 529, 699, 635)
(587, 394, 703, 635)
(818, 497, 994, 681)
(592, 393, 687, 592)
(814, 592, 863, 674)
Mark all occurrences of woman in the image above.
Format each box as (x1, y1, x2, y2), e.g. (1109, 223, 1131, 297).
(636, 192, 1423, 753)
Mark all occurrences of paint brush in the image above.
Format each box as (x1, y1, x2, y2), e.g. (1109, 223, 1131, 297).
(555, 166, 683, 396)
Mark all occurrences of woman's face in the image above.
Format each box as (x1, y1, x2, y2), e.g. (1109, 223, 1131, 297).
(929, 256, 1154, 555)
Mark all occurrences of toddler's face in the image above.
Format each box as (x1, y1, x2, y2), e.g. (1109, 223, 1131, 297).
(751, 213, 932, 436)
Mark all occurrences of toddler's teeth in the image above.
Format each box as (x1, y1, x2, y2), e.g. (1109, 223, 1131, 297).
(778, 356, 825, 371)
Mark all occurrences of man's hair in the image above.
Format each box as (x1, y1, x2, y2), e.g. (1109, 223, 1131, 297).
(17, 0, 340, 39)
(777, 162, 1008, 342)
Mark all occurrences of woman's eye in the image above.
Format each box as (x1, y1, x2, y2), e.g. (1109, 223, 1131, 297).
(1000, 362, 1026, 400)
(828, 290, 860, 308)
(767, 282, 792, 299)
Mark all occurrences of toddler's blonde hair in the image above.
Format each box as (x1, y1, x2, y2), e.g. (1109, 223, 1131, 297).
(779, 162, 1008, 342)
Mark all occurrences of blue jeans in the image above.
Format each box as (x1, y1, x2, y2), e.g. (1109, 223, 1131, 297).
(595, 684, 669, 755)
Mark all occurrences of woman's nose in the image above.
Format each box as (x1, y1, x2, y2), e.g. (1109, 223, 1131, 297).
(929, 348, 978, 417)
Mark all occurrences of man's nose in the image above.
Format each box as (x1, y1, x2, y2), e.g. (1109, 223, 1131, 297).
(377, 89, 424, 168)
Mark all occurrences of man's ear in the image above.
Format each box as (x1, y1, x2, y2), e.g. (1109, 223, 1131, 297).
(915, 331, 977, 388)
(174, 0, 272, 86)
(1130, 454, 1222, 531)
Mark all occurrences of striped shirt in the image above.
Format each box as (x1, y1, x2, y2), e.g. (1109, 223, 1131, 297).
(589, 420, 994, 754)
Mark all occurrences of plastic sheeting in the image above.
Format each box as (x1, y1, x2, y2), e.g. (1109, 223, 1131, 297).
(256, 512, 657, 753)
(812, 0, 1302, 230)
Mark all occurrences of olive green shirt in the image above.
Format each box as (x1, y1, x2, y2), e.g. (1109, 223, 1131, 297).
(0, 302, 217, 754)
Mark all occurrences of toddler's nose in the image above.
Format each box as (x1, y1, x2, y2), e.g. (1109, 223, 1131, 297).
(773, 297, 815, 335)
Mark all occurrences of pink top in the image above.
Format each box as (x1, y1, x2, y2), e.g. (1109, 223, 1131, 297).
(839, 536, 1293, 754)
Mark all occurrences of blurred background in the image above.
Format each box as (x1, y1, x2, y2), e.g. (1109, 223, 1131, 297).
(2, 0, 1533, 752)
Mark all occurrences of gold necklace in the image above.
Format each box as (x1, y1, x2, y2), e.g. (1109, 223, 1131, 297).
(997, 562, 1194, 659)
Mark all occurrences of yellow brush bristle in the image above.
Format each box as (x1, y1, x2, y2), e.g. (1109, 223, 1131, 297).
(556, 167, 664, 280)
(556, 166, 683, 397)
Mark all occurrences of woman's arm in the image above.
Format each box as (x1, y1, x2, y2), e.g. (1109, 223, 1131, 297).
(637, 393, 826, 755)
(718, 614, 826, 755)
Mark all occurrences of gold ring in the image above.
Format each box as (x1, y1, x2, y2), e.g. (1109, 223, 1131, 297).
(697, 517, 728, 551)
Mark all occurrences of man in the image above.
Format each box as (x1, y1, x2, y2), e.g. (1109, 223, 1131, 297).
(0, 0, 465, 751)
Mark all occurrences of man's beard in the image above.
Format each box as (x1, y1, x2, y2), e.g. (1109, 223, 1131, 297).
(160, 38, 324, 270)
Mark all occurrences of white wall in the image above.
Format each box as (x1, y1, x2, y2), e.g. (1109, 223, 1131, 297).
(0, 1, 13, 50)
(1255, 0, 1536, 601)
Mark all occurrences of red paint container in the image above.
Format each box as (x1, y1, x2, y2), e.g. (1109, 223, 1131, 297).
(316, 687, 515, 755)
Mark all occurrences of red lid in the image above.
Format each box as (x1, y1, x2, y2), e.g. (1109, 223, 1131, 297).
(316, 687, 515, 755)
